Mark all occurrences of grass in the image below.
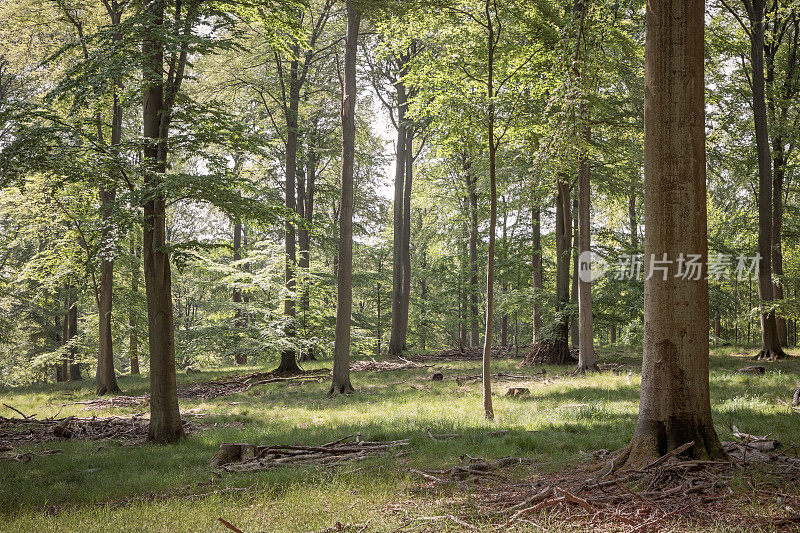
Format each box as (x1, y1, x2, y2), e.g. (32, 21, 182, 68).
(1, 346, 799, 532)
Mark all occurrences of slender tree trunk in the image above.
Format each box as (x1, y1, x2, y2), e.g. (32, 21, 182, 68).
(482, 5, 496, 420)
(577, 125, 596, 372)
(420, 246, 428, 353)
(129, 231, 140, 375)
(376, 254, 383, 356)
(388, 82, 408, 356)
(619, 0, 725, 467)
(531, 206, 542, 343)
(329, 1, 359, 396)
(629, 179, 638, 249)
(142, 0, 183, 443)
(610, 324, 616, 344)
(746, 0, 785, 360)
(297, 144, 316, 362)
(278, 66, 302, 373)
(232, 218, 246, 365)
(772, 144, 787, 346)
(500, 202, 508, 348)
(68, 295, 81, 381)
(570, 199, 578, 347)
(466, 159, 480, 347)
(399, 127, 413, 349)
(553, 179, 572, 359)
(62, 289, 70, 380)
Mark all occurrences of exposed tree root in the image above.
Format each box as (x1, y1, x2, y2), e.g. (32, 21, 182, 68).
(573, 363, 600, 375)
(753, 347, 788, 361)
(328, 381, 355, 396)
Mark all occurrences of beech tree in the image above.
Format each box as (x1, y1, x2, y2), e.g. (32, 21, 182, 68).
(618, 0, 726, 466)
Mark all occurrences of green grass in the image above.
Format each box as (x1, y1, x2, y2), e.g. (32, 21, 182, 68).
(1, 347, 799, 532)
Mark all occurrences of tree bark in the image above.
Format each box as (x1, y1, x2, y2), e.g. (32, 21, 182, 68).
(618, 0, 725, 467)
(297, 139, 317, 362)
(329, 1, 359, 396)
(142, 0, 183, 444)
(570, 198, 578, 347)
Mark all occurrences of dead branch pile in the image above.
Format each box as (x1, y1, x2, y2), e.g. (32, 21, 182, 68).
(350, 357, 433, 372)
(177, 368, 330, 400)
(410, 455, 535, 485)
(464, 436, 800, 531)
(407, 345, 526, 361)
(0, 413, 153, 447)
(454, 372, 530, 385)
(65, 395, 149, 410)
(212, 434, 410, 472)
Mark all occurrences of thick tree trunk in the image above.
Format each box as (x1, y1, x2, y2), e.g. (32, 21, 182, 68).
(618, 0, 725, 467)
(577, 126, 596, 372)
(329, 1, 359, 396)
(142, 0, 183, 444)
(388, 83, 408, 356)
(531, 206, 542, 343)
(747, 0, 785, 360)
(610, 324, 616, 344)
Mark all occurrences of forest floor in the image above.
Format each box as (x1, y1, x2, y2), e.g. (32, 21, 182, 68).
(1, 346, 800, 532)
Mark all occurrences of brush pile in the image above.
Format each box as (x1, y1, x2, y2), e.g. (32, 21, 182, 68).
(350, 357, 432, 372)
(468, 435, 800, 530)
(0, 413, 152, 446)
(212, 434, 410, 472)
(177, 368, 330, 400)
(409, 345, 524, 361)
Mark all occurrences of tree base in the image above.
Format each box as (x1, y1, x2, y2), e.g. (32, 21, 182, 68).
(573, 363, 599, 375)
(522, 339, 577, 366)
(613, 424, 727, 471)
(753, 347, 788, 361)
(275, 351, 302, 374)
(328, 381, 355, 396)
(96, 383, 122, 396)
(147, 425, 185, 445)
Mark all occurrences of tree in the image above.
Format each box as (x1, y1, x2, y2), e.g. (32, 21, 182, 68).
(329, 0, 360, 396)
(141, 0, 185, 443)
(617, 0, 725, 467)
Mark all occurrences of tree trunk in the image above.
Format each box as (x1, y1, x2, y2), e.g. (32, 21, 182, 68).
(420, 246, 428, 353)
(747, 0, 785, 360)
(297, 141, 316, 362)
(68, 295, 81, 381)
(142, 0, 183, 444)
(129, 232, 140, 375)
(772, 143, 787, 346)
(376, 254, 383, 356)
(610, 324, 616, 344)
(398, 127, 413, 349)
(277, 63, 302, 373)
(61, 290, 70, 380)
(570, 199, 578, 347)
(618, 0, 725, 467)
(329, 1, 359, 396)
(531, 206, 542, 343)
(97, 188, 120, 394)
(577, 125, 596, 372)
(482, 7, 496, 421)
(466, 157, 480, 347)
(629, 179, 638, 249)
(232, 218, 246, 365)
(388, 81, 408, 356)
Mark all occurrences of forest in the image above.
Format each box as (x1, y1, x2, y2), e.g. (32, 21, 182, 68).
(2, 0, 800, 531)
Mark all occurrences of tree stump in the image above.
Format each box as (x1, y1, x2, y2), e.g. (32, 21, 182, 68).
(506, 387, 530, 397)
(211, 443, 256, 467)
